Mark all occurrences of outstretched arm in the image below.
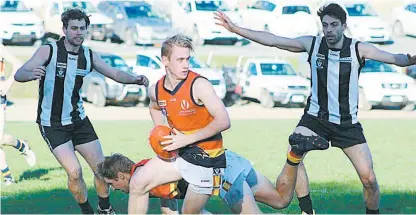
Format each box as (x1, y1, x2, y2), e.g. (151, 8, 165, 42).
(92, 51, 149, 86)
(359, 42, 416, 67)
(214, 11, 313, 53)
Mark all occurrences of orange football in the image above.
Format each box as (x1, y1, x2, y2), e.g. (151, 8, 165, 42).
(148, 125, 177, 161)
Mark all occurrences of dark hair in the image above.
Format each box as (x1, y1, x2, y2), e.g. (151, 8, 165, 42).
(61, 8, 90, 29)
(317, 3, 347, 24)
(97, 153, 135, 179)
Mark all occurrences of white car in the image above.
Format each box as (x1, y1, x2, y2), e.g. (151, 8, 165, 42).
(0, 0, 44, 45)
(239, 0, 319, 37)
(359, 60, 416, 110)
(238, 58, 310, 108)
(170, 0, 243, 45)
(37, 0, 114, 41)
(132, 50, 227, 100)
(321, 1, 392, 43)
(391, 2, 416, 37)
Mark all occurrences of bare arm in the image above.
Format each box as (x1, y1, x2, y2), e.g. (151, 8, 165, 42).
(14, 45, 49, 82)
(92, 51, 149, 86)
(359, 42, 416, 67)
(128, 189, 150, 214)
(214, 11, 313, 52)
(148, 84, 166, 126)
(188, 78, 230, 143)
(128, 157, 182, 214)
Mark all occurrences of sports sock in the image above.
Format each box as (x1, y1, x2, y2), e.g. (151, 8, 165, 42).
(286, 150, 303, 166)
(366, 208, 379, 214)
(2, 166, 12, 180)
(298, 194, 313, 214)
(14, 140, 25, 153)
(98, 196, 110, 209)
(78, 199, 94, 214)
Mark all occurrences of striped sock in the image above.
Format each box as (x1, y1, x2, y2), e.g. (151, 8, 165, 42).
(286, 151, 303, 166)
(2, 167, 12, 180)
(14, 140, 25, 153)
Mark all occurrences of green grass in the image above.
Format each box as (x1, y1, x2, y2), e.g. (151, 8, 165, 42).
(1, 119, 415, 214)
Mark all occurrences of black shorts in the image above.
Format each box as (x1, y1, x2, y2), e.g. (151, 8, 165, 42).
(296, 114, 367, 149)
(38, 117, 99, 150)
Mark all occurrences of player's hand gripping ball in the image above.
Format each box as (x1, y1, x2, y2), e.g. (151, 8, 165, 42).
(149, 125, 178, 161)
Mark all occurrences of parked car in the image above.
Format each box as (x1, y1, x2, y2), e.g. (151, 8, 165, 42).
(391, 2, 416, 37)
(97, 0, 172, 46)
(359, 60, 416, 110)
(81, 53, 146, 107)
(237, 58, 310, 108)
(36, 0, 114, 42)
(0, 0, 44, 45)
(239, 0, 319, 38)
(170, 0, 243, 45)
(335, 1, 392, 43)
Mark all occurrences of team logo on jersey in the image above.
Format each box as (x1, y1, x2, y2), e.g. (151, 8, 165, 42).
(316, 58, 324, 69)
(179, 100, 196, 116)
(56, 67, 66, 78)
(180, 100, 190, 110)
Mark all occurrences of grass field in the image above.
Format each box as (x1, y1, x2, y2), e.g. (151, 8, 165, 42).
(1, 119, 415, 214)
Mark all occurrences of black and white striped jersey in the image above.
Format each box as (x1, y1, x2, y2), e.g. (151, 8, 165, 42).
(37, 37, 93, 126)
(305, 36, 365, 125)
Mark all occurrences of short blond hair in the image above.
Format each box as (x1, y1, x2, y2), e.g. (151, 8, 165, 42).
(161, 34, 194, 59)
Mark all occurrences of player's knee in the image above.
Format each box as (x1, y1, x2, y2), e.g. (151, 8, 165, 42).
(67, 168, 83, 182)
(360, 171, 378, 189)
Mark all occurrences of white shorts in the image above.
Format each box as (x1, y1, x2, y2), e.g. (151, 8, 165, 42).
(175, 157, 224, 195)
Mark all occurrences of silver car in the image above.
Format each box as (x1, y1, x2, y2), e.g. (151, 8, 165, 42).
(81, 53, 146, 107)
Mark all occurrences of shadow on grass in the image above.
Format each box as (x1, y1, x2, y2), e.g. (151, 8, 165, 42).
(1, 181, 415, 214)
(17, 167, 62, 182)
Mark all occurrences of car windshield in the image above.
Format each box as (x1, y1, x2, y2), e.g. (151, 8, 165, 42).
(0, 0, 30, 12)
(195, 0, 230, 11)
(63, 1, 97, 13)
(345, 3, 377, 17)
(260, 63, 297, 76)
(282, 6, 311, 14)
(102, 56, 128, 69)
(361, 60, 396, 73)
(190, 56, 207, 68)
(125, 4, 162, 19)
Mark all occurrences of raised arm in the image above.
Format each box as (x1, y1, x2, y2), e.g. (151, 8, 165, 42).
(92, 51, 149, 86)
(14, 45, 50, 82)
(214, 11, 313, 53)
(148, 84, 166, 126)
(359, 42, 416, 67)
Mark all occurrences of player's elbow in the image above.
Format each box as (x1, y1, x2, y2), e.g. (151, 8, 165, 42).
(218, 116, 231, 132)
(14, 71, 25, 82)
